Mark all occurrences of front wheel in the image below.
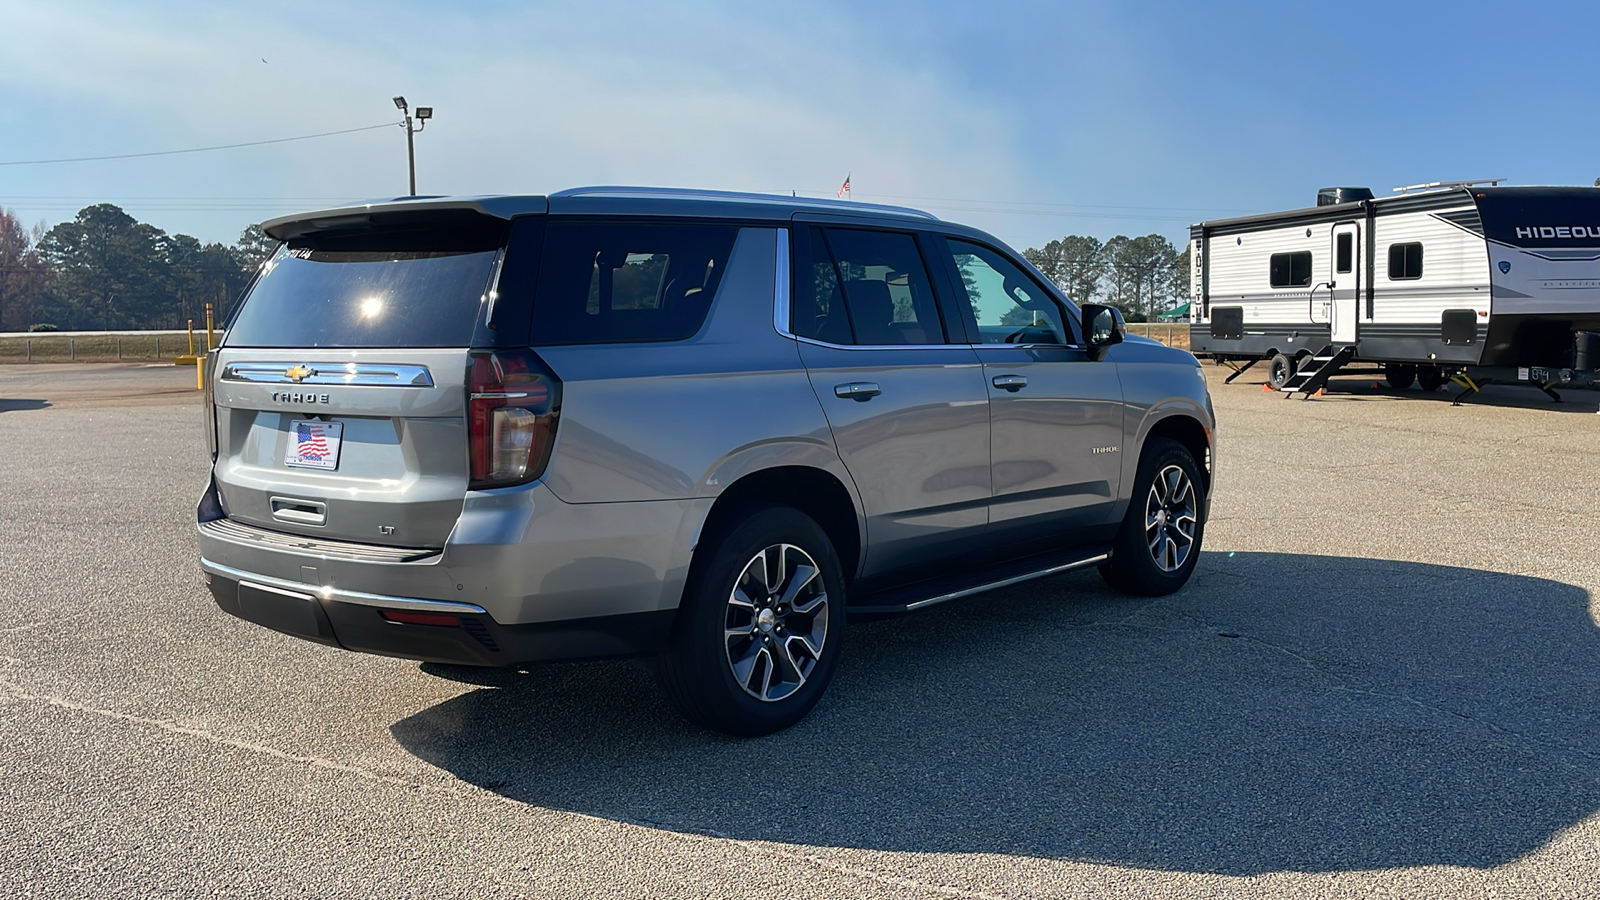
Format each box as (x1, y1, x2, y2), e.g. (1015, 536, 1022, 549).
(655, 505, 845, 737)
(1100, 438, 1206, 596)
(1417, 366, 1447, 392)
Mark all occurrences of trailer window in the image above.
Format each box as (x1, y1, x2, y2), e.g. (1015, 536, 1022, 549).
(1388, 242, 1423, 280)
(1269, 252, 1312, 288)
(1336, 233, 1353, 274)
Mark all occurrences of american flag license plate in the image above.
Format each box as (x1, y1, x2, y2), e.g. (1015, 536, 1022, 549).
(284, 420, 344, 471)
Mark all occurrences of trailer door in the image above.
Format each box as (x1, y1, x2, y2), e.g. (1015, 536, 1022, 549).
(1331, 223, 1360, 344)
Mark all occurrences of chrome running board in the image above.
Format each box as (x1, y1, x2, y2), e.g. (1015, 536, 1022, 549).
(849, 548, 1112, 617)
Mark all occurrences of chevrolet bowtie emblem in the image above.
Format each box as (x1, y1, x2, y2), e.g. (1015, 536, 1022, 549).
(285, 365, 317, 383)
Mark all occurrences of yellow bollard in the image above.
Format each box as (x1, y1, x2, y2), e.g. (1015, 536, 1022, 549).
(205, 303, 215, 351)
(187, 319, 196, 356)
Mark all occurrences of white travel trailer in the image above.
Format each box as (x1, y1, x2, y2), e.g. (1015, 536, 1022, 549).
(1188, 182, 1600, 400)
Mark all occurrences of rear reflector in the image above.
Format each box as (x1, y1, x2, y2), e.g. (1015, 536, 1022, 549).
(380, 609, 462, 627)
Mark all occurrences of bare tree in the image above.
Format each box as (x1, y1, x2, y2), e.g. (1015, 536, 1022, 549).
(0, 209, 52, 331)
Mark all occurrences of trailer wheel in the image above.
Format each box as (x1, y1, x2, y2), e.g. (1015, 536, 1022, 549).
(1267, 353, 1296, 390)
(1417, 366, 1447, 392)
(1384, 363, 1417, 390)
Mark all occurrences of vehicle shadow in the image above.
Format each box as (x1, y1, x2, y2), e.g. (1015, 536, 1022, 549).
(391, 552, 1600, 875)
(0, 399, 50, 412)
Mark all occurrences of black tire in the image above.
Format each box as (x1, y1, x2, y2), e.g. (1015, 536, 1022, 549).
(1099, 438, 1206, 597)
(1384, 363, 1418, 390)
(1267, 352, 1296, 390)
(655, 505, 845, 737)
(1417, 366, 1447, 392)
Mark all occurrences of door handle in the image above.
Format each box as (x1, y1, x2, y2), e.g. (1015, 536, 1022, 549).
(991, 375, 1028, 392)
(833, 382, 881, 401)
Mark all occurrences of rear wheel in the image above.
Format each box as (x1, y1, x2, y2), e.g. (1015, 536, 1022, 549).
(1384, 363, 1417, 390)
(1100, 438, 1206, 596)
(1267, 353, 1297, 390)
(655, 505, 844, 736)
(1417, 366, 1447, 391)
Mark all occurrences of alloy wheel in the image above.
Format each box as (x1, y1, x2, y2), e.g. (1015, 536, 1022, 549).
(724, 543, 829, 702)
(1145, 465, 1198, 572)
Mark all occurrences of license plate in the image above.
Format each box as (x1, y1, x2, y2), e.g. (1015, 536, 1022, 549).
(284, 419, 344, 471)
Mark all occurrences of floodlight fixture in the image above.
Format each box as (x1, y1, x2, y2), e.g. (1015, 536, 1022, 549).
(391, 95, 435, 196)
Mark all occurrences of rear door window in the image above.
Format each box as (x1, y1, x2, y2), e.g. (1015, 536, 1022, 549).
(792, 227, 946, 345)
(530, 221, 738, 344)
(225, 226, 504, 348)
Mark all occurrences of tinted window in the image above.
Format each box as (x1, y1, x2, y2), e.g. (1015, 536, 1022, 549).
(948, 239, 1068, 345)
(1336, 233, 1353, 274)
(792, 228, 853, 345)
(532, 222, 737, 344)
(226, 227, 502, 348)
(1388, 242, 1423, 280)
(1270, 251, 1313, 288)
(796, 228, 945, 345)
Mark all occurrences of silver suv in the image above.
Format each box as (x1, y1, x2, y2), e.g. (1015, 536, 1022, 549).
(197, 187, 1215, 735)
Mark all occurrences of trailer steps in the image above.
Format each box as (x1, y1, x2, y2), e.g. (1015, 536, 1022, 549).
(1279, 345, 1356, 399)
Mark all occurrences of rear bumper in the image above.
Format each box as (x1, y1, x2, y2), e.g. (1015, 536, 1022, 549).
(203, 560, 675, 666)
(196, 477, 711, 627)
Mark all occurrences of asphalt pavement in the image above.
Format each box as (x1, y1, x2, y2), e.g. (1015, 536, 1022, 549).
(2, 362, 1598, 898)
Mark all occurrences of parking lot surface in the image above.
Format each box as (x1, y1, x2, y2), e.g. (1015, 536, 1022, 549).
(2, 362, 1598, 898)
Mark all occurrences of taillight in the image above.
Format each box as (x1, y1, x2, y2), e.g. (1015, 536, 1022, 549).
(467, 349, 561, 489)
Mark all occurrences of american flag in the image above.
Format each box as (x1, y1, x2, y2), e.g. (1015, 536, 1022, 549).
(296, 422, 331, 458)
(837, 173, 851, 198)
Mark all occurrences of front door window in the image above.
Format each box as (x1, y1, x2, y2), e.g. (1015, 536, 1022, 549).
(947, 240, 1071, 345)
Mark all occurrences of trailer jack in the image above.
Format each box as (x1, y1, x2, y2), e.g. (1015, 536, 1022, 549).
(1221, 358, 1258, 384)
(1449, 372, 1483, 406)
(1450, 372, 1568, 406)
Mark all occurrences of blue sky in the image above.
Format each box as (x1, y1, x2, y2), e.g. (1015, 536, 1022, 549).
(3, 0, 1599, 251)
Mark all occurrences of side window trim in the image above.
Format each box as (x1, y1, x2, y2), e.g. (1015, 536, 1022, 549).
(922, 232, 979, 344)
(774, 227, 791, 338)
(939, 233, 1084, 348)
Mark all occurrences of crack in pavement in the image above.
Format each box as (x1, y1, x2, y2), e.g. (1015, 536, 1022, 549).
(1131, 610, 1600, 773)
(0, 675, 1020, 900)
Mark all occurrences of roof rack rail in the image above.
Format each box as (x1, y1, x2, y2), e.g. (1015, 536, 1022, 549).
(1392, 178, 1507, 195)
(550, 186, 939, 220)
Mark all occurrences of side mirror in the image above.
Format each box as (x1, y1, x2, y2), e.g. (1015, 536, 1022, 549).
(1082, 304, 1125, 352)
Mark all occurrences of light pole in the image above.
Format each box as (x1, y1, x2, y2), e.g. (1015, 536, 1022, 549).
(392, 96, 433, 196)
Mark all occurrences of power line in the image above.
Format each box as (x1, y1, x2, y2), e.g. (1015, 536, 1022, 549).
(0, 122, 401, 167)
(784, 188, 1254, 217)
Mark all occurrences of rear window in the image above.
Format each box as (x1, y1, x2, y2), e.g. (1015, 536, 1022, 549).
(225, 226, 503, 348)
(530, 221, 738, 345)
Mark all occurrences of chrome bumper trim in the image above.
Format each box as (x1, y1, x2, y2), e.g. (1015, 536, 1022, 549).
(220, 361, 434, 387)
(200, 558, 490, 617)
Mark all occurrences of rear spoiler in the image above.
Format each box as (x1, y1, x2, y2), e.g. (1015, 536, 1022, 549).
(261, 196, 548, 241)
